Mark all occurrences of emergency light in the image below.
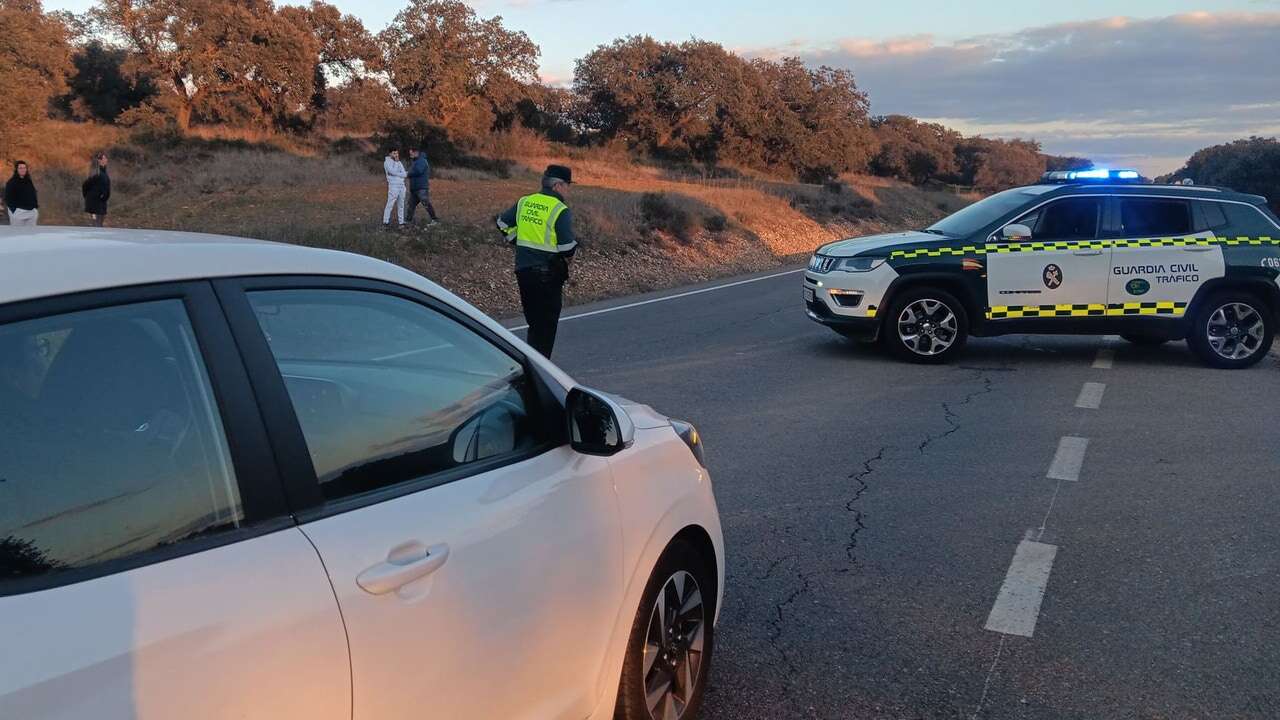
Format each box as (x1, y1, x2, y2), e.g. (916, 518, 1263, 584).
(1041, 168, 1143, 183)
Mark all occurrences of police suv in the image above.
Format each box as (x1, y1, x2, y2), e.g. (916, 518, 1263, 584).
(804, 169, 1280, 368)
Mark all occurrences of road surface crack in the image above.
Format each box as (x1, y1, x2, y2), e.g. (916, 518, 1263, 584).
(917, 369, 996, 454)
(845, 446, 887, 565)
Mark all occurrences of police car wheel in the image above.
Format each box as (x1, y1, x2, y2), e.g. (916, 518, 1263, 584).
(1187, 291, 1275, 369)
(884, 287, 968, 363)
(1120, 333, 1169, 346)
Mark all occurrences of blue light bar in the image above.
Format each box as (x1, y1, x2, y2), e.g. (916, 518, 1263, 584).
(1041, 168, 1143, 183)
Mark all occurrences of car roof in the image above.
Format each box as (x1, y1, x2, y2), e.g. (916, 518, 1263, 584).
(1040, 183, 1267, 204)
(0, 226, 446, 307)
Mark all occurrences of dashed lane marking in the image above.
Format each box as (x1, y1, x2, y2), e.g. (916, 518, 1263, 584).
(1047, 436, 1089, 482)
(1091, 348, 1114, 369)
(984, 539, 1059, 638)
(1075, 382, 1106, 409)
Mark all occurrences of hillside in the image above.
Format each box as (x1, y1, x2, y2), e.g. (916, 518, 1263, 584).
(24, 127, 976, 315)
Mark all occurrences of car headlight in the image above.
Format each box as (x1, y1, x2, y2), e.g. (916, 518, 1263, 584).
(669, 420, 706, 467)
(836, 256, 887, 272)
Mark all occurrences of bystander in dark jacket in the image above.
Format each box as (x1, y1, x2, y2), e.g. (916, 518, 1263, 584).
(4, 161, 39, 226)
(82, 153, 111, 227)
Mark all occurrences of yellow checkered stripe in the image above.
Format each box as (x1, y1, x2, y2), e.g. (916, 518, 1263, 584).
(986, 302, 1188, 320)
(889, 236, 1277, 260)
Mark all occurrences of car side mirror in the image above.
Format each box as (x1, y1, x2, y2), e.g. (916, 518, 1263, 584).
(567, 387, 635, 456)
(1002, 223, 1032, 241)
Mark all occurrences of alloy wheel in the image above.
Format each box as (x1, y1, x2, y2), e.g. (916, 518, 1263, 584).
(1206, 302, 1265, 361)
(643, 570, 706, 720)
(897, 298, 959, 356)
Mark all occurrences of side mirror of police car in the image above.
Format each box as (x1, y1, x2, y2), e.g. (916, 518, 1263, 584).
(567, 387, 636, 456)
(1001, 223, 1032, 241)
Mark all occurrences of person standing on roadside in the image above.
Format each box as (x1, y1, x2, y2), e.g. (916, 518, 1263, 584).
(4, 161, 39, 227)
(382, 148, 408, 229)
(82, 152, 111, 227)
(405, 147, 439, 226)
(496, 164, 577, 358)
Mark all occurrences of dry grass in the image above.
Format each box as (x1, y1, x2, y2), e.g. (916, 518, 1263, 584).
(14, 123, 977, 315)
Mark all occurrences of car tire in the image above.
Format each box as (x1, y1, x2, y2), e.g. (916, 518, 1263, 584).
(1186, 291, 1275, 369)
(1120, 333, 1169, 346)
(882, 287, 969, 363)
(616, 539, 716, 720)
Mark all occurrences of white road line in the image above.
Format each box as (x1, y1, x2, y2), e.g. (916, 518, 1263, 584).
(1074, 382, 1106, 409)
(1047, 436, 1089, 482)
(1092, 348, 1114, 369)
(970, 635, 1007, 720)
(984, 539, 1059, 638)
(508, 267, 806, 331)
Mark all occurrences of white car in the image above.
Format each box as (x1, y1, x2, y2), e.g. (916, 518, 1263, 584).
(0, 227, 723, 720)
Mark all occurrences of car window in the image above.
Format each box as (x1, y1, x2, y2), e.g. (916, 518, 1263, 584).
(1014, 197, 1101, 241)
(247, 289, 542, 501)
(0, 300, 243, 585)
(1119, 198, 1191, 236)
(1221, 202, 1279, 236)
(1197, 200, 1229, 230)
(926, 187, 1045, 237)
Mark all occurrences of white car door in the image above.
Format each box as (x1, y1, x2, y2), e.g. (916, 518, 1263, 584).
(228, 282, 624, 720)
(987, 196, 1112, 320)
(0, 287, 349, 720)
(1107, 197, 1225, 315)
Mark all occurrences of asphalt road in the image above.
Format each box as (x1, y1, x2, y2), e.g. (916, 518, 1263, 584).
(513, 267, 1280, 720)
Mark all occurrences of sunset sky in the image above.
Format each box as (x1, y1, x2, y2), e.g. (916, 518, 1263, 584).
(49, 0, 1280, 174)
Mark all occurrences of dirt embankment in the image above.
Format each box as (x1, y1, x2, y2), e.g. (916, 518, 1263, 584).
(25, 129, 976, 316)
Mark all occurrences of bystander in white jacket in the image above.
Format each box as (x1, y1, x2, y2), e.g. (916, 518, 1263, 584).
(383, 154, 408, 226)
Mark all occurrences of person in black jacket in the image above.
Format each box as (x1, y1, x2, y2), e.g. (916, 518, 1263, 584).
(82, 153, 111, 227)
(3, 161, 39, 226)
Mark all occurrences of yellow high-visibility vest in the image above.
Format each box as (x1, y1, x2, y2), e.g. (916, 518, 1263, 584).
(514, 193, 573, 252)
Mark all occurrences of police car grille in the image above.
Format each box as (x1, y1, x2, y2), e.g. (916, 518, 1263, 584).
(809, 255, 835, 273)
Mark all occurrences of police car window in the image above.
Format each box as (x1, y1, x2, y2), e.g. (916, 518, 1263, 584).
(1197, 201, 1229, 230)
(926, 188, 1042, 237)
(247, 289, 542, 501)
(1120, 199, 1191, 236)
(1015, 198, 1100, 241)
(1, 300, 243, 586)
(1221, 203, 1279, 236)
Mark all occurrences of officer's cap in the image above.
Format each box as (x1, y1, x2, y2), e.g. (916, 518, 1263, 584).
(544, 164, 573, 185)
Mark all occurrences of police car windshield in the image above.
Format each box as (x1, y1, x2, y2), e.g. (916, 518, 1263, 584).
(926, 187, 1049, 237)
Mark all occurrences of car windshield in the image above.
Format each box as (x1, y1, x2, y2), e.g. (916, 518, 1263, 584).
(926, 187, 1049, 237)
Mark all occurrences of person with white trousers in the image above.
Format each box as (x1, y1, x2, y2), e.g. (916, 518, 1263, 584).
(383, 149, 408, 228)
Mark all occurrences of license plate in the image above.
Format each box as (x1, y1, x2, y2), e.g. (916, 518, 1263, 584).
(802, 287, 815, 303)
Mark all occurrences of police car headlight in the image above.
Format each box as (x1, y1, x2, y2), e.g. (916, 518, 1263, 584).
(836, 256, 887, 272)
(670, 420, 706, 467)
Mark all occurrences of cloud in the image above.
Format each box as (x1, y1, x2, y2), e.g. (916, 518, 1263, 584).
(760, 12, 1280, 174)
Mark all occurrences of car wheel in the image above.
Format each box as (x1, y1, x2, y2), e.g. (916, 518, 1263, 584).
(617, 539, 715, 720)
(1120, 333, 1169, 346)
(883, 287, 969, 363)
(1187, 291, 1275, 369)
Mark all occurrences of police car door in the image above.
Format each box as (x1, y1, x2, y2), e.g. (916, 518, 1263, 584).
(1106, 197, 1223, 319)
(987, 196, 1111, 324)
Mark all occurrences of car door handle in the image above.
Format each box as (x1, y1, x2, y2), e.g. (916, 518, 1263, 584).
(357, 543, 450, 595)
(1073, 250, 1103, 256)
(1183, 246, 1214, 252)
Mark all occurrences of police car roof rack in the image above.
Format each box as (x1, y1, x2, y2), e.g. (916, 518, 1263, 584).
(1041, 168, 1144, 184)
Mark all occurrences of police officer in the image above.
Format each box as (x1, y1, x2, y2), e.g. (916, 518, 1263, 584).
(497, 164, 577, 358)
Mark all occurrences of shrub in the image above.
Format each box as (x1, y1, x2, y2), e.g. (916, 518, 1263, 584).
(640, 192, 695, 242)
(703, 214, 728, 232)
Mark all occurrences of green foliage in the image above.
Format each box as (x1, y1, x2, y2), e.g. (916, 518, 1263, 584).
(573, 37, 874, 180)
(57, 40, 157, 122)
(1166, 137, 1280, 212)
(640, 192, 695, 242)
(0, 0, 72, 159)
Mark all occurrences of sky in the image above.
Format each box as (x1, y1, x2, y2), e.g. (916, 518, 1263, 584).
(49, 0, 1280, 175)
